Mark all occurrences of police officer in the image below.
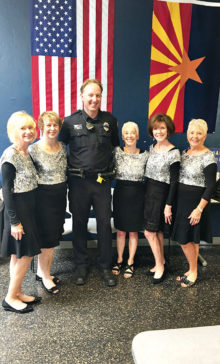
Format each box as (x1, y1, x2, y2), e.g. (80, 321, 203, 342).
(59, 79, 120, 286)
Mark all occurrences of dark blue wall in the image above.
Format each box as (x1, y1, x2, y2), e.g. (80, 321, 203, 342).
(0, 0, 219, 159)
(0, 0, 32, 155)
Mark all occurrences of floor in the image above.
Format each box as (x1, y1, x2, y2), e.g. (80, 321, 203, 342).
(0, 244, 220, 364)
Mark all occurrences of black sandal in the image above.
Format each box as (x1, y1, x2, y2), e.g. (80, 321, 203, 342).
(41, 281, 60, 295)
(36, 274, 60, 285)
(124, 263, 134, 278)
(181, 276, 196, 288)
(176, 274, 187, 282)
(112, 262, 123, 275)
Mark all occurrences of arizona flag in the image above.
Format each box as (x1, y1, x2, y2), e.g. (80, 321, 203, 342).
(148, 0, 220, 132)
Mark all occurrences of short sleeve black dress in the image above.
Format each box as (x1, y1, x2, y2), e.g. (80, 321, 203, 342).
(171, 150, 217, 245)
(29, 142, 67, 248)
(1, 146, 41, 258)
(113, 147, 149, 232)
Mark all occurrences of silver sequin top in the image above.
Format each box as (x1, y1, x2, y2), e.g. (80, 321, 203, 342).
(29, 142, 67, 185)
(179, 150, 217, 187)
(145, 144, 181, 184)
(0, 146, 38, 193)
(114, 146, 149, 182)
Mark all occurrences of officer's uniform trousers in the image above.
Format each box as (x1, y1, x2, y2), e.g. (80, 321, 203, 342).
(68, 175, 112, 270)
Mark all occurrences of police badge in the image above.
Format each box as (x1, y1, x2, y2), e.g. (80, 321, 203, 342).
(103, 122, 110, 132)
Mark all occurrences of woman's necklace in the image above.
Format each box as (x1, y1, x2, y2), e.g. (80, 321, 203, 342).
(13, 145, 28, 156)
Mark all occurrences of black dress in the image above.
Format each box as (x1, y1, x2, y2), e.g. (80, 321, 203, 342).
(144, 145, 180, 233)
(1, 146, 41, 258)
(29, 142, 67, 248)
(171, 150, 217, 245)
(113, 147, 148, 232)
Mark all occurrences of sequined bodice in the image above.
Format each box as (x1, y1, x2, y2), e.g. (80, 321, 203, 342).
(145, 145, 180, 184)
(114, 146, 148, 182)
(29, 142, 67, 184)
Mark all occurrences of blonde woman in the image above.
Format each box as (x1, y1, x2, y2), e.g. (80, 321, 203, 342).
(1, 111, 41, 313)
(172, 119, 217, 287)
(29, 111, 67, 295)
(112, 122, 148, 278)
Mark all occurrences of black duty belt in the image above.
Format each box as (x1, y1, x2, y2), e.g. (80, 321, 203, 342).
(68, 167, 116, 181)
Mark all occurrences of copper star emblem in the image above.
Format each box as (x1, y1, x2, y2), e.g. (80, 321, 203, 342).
(169, 49, 205, 89)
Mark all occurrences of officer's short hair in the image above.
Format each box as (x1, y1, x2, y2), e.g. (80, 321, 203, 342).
(148, 113, 175, 138)
(80, 79, 103, 94)
(122, 121, 139, 136)
(38, 111, 63, 132)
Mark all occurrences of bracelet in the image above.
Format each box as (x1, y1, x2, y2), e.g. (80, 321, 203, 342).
(197, 206, 203, 213)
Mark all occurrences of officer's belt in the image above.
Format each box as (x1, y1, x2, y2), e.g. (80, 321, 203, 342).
(68, 167, 115, 179)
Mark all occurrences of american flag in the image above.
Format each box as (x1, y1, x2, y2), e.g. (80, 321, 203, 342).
(31, 0, 115, 123)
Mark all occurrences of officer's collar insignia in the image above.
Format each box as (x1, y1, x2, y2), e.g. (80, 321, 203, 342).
(103, 122, 109, 131)
(74, 124, 83, 130)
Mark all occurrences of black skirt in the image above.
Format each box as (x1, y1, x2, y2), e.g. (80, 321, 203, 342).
(36, 182, 67, 248)
(171, 183, 212, 245)
(113, 180, 145, 232)
(1, 189, 41, 258)
(144, 178, 170, 233)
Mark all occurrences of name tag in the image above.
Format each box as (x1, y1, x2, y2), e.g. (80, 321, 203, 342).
(74, 124, 83, 130)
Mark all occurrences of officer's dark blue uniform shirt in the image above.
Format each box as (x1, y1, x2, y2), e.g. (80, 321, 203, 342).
(59, 109, 120, 172)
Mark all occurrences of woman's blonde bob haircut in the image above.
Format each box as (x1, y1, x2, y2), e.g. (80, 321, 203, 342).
(122, 121, 139, 136)
(187, 118, 208, 135)
(38, 111, 63, 131)
(7, 111, 37, 143)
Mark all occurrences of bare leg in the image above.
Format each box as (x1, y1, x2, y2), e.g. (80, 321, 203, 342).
(124, 232, 138, 278)
(112, 230, 126, 275)
(180, 242, 198, 286)
(158, 231, 165, 263)
(37, 248, 59, 292)
(177, 243, 200, 281)
(9, 254, 17, 278)
(150, 231, 165, 273)
(144, 230, 164, 278)
(116, 230, 126, 263)
(5, 255, 33, 310)
(127, 232, 138, 265)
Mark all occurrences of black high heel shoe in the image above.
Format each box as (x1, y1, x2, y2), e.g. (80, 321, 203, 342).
(2, 299, 33, 314)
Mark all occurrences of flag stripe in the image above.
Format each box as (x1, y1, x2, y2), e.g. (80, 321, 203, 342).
(39, 56, 46, 114)
(45, 56, 52, 111)
(89, 0, 96, 78)
(95, 0, 102, 81)
(101, 0, 109, 110)
(71, 57, 77, 113)
(107, 0, 115, 112)
(76, 0, 83, 109)
(65, 57, 71, 117)
(58, 57, 65, 118)
(83, 0, 90, 81)
(52, 57, 59, 115)
(31, 55, 40, 122)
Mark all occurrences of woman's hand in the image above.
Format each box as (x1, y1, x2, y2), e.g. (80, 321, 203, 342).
(164, 204, 172, 225)
(11, 223, 25, 240)
(188, 208, 202, 226)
